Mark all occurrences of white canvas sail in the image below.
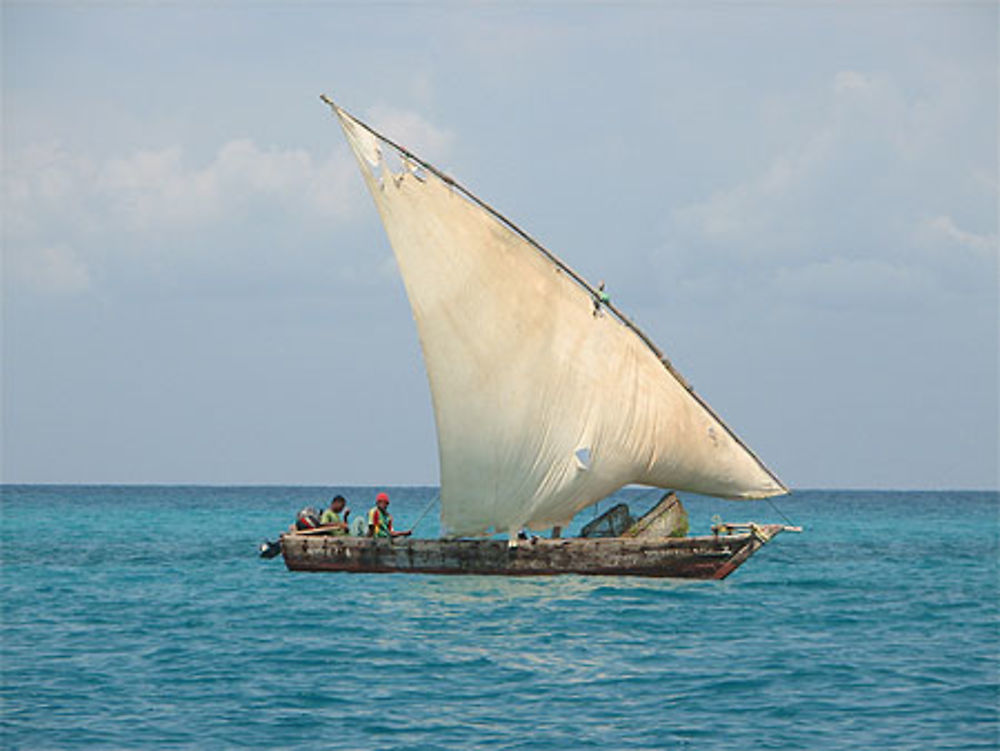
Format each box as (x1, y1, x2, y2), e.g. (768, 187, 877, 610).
(329, 100, 787, 537)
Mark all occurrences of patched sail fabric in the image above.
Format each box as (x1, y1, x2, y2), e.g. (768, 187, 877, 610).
(331, 101, 786, 536)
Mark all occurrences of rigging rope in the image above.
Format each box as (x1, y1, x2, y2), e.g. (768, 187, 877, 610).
(407, 493, 440, 534)
(766, 496, 799, 529)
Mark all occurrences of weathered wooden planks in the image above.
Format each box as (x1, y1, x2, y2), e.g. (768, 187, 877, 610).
(280, 525, 785, 579)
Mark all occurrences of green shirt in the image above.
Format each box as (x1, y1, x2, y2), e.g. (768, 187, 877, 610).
(319, 508, 348, 535)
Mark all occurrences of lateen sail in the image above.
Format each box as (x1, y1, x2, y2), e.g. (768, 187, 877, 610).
(329, 100, 787, 537)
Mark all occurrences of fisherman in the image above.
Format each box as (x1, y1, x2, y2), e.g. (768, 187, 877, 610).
(319, 494, 350, 536)
(367, 492, 411, 539)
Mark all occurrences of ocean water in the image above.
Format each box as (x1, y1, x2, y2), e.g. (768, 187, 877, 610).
(1, 486, 997, 750)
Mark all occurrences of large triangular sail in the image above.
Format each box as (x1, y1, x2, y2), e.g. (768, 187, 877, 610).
(326, 97, 787, 537)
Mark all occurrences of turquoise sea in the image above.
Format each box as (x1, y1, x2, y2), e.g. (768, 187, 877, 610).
(1, 486, 997, 750)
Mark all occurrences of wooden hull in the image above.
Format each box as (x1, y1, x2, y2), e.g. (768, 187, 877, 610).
(280, 525, 785, 580)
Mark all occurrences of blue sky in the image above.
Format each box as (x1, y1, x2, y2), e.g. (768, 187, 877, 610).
(3, 2, 997, 489)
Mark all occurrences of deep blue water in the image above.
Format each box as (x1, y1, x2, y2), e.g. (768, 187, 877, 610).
(1, 486, 997, 750)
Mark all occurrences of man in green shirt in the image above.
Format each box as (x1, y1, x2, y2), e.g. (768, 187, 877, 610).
(319, 495, 350, 536)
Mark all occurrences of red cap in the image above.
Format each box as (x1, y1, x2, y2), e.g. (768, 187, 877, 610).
(376, 492, 389, 503)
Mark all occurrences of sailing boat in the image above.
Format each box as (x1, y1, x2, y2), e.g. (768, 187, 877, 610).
(278, 97, 796, 579)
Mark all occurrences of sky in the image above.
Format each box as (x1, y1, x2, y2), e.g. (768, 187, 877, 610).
(2, 1, 997, 490)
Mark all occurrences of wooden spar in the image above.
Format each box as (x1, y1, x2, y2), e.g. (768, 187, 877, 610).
(280, 525, 787, 580)
(292, 525, 349, 536)
(712, 522, 803, 534)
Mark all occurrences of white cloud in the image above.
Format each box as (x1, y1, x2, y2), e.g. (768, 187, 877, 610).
(833, 70, 875, 94)
(669, 125, 835, 259)
(921, 215, 997, 256)
(9, 244, 92, 295)
(3, 138, 362, 297)
(98, 146, 216, 230)
(657, 67, 997, 308)
(4, 143, 99, 236)
(772, 257, 937, 310)
(94, 139, 358, 231)
(366, 105, 454, 166)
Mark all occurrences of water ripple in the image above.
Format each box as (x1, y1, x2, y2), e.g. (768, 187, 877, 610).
(2, 487, 997, 750)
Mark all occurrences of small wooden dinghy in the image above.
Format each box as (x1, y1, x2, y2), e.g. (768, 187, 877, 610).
(269, 99, 796, 579)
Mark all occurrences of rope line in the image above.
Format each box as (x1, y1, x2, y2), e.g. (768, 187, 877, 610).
(408, 493, 440, 534)
(766, 497, 799, 528)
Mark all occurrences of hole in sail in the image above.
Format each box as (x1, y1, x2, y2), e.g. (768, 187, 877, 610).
(574, 447, 592, 470)
(382, 147, 405, 177)
(345, 120, 382, 170)
(403, 157, 428, 182)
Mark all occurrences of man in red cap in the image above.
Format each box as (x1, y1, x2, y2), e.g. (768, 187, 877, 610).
(367, 492, 411, 539)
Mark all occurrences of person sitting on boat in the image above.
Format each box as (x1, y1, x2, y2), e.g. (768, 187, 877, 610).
(367, 492, 411, 539)
(294, 506, 321, 531)
(319, 495, 350, 536)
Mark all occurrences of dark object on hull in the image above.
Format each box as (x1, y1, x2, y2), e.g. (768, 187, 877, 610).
(280, 524, 788, 580)
(580, 503, 634, 538)
(259, 539, 282, 559)
(624, 492, 689, 539)
(580, 492, 690, 540)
